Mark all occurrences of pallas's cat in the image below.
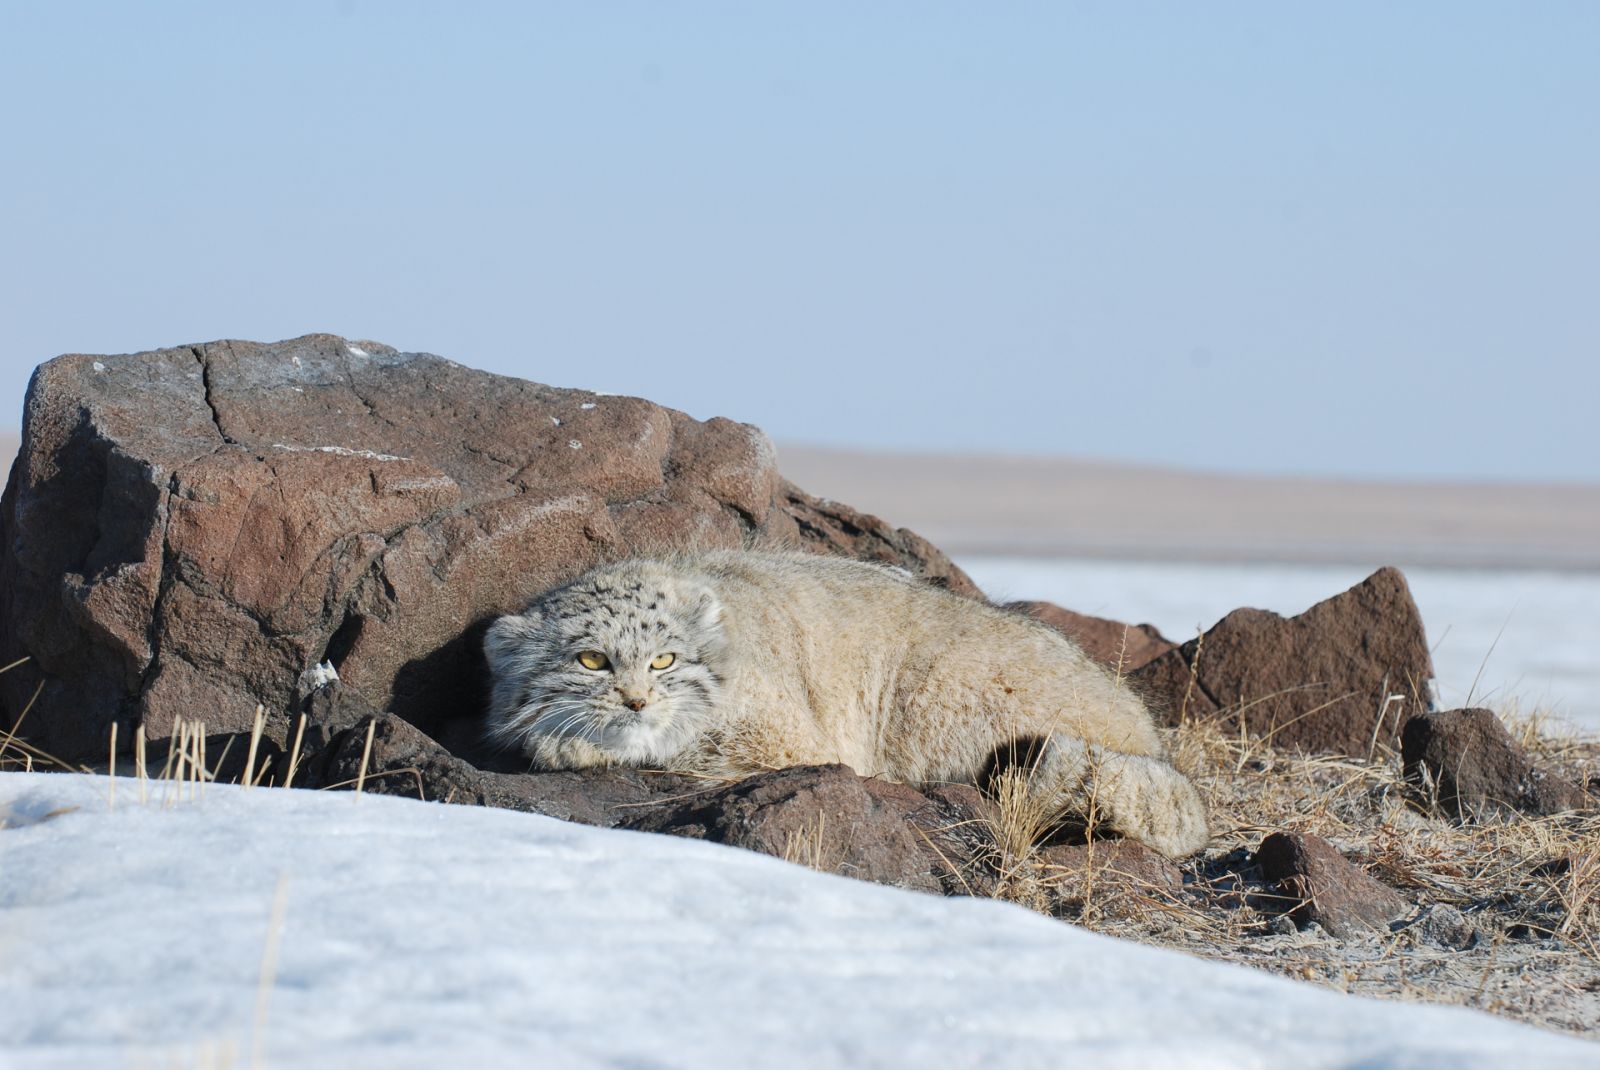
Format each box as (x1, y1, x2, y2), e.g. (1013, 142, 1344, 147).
(484, 550, 1207, 857)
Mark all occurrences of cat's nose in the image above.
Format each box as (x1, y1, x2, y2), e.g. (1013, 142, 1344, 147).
(623, 696, 647, 712)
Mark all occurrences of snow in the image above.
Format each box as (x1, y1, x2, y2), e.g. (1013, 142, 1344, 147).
(962, 557, 1600, 734)
(2, 774, 1593, 1068)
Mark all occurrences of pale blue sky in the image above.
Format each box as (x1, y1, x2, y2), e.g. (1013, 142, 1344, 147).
(3, 2, 1596, 481)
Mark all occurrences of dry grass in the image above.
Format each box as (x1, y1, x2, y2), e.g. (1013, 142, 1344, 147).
(1026, 708, 1600, 1037)
(0, 681, 391, 804)
(781, 813, 846, 874)
(918, 626, 1600, 1037)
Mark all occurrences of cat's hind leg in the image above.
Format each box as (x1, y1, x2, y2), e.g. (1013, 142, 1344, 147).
(1012, 735, 1210, 859)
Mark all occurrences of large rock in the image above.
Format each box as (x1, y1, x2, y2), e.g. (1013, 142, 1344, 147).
(0, 335, 973, 763)
(1131, 567, 1435, 754)
(1401, 707, 1590, 818)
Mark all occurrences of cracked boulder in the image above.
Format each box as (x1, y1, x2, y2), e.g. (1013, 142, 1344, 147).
(1130, 567, 1435, 755)
(0, 335, 974, 763)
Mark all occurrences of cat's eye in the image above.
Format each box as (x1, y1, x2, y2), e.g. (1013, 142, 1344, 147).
(650, 653, 676, 670)
(576, 650, 610, 671)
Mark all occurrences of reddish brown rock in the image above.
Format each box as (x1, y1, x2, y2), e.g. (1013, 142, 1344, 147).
(1132, 567, 1434, 754)
(0, 335, 972, 763)
(1037, 839, 1184, 897)
(308, 707, 712, 826)
(1005, 602, 1175, 673)
(311, 713, 998, 894)
(622, 764, 948, 893)
(1401, 707, 1590, 818)
(774, 484, 980, 597)
(1255, 831, 1410, 938)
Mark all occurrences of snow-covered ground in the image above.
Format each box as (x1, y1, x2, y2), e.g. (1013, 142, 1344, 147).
(2, 774, 1594, 1068)
(962, 557, 1600, 734)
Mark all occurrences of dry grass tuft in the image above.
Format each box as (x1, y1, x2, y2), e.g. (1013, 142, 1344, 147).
(942, 673, 1600, 1037)
(1036, 706, 1600, 1037)
(980, 766, 1056, 911)
(781, 813, 845, 874)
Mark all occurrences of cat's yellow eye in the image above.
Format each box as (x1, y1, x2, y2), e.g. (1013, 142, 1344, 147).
(650, 653, 676, 671)
(577, 650, 610, 671)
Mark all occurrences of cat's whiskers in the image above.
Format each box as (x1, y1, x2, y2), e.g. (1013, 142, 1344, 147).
(537, 700, 607, 745)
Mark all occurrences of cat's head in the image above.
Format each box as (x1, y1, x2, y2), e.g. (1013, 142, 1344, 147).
(483, 561, 726, 767)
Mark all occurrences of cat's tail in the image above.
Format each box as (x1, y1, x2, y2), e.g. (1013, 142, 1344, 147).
(1023, 735, 1210, 859)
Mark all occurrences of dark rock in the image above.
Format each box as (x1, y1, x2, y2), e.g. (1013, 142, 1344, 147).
(623, 764, 946, 893)
(307, 710, 710, 825)
(1255, 831, 1410, 938)
(1400, 707, 1590, 818)
(1127, 647, 1219, 723)
(309, 716, 990, 894)
(1410, 904, 1478, 950)
(0, 335, 972, 763)
(1132, 567, 1435, 754)
(1004, 602, 1175, 673)
(1266, 914, 1299, 937)
(905, 782, 1005, 897)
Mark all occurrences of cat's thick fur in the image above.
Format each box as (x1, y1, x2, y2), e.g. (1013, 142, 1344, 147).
(484, 550, 1208, 857)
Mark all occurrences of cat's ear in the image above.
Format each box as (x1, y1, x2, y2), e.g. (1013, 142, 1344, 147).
(691, 589, 724, 633)
(484, 611, 541, 672)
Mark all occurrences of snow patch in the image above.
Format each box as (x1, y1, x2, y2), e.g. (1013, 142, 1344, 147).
(347, 346, 369, 358)
(580, 402, 597, 410)
(91, 361, 106, 372)
(0, 772, 1592, 1069)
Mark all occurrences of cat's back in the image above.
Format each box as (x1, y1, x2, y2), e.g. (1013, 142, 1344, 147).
(687, 549, 928, 622)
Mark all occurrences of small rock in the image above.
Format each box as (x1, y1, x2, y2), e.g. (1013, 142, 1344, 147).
(1401, 707, 1590, 818)
(1036, 840, 1184, 898)
(1412, 904, 1479, 950)
(1267, 914, 1299, 936)
(1255, 831, 1410, 939)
